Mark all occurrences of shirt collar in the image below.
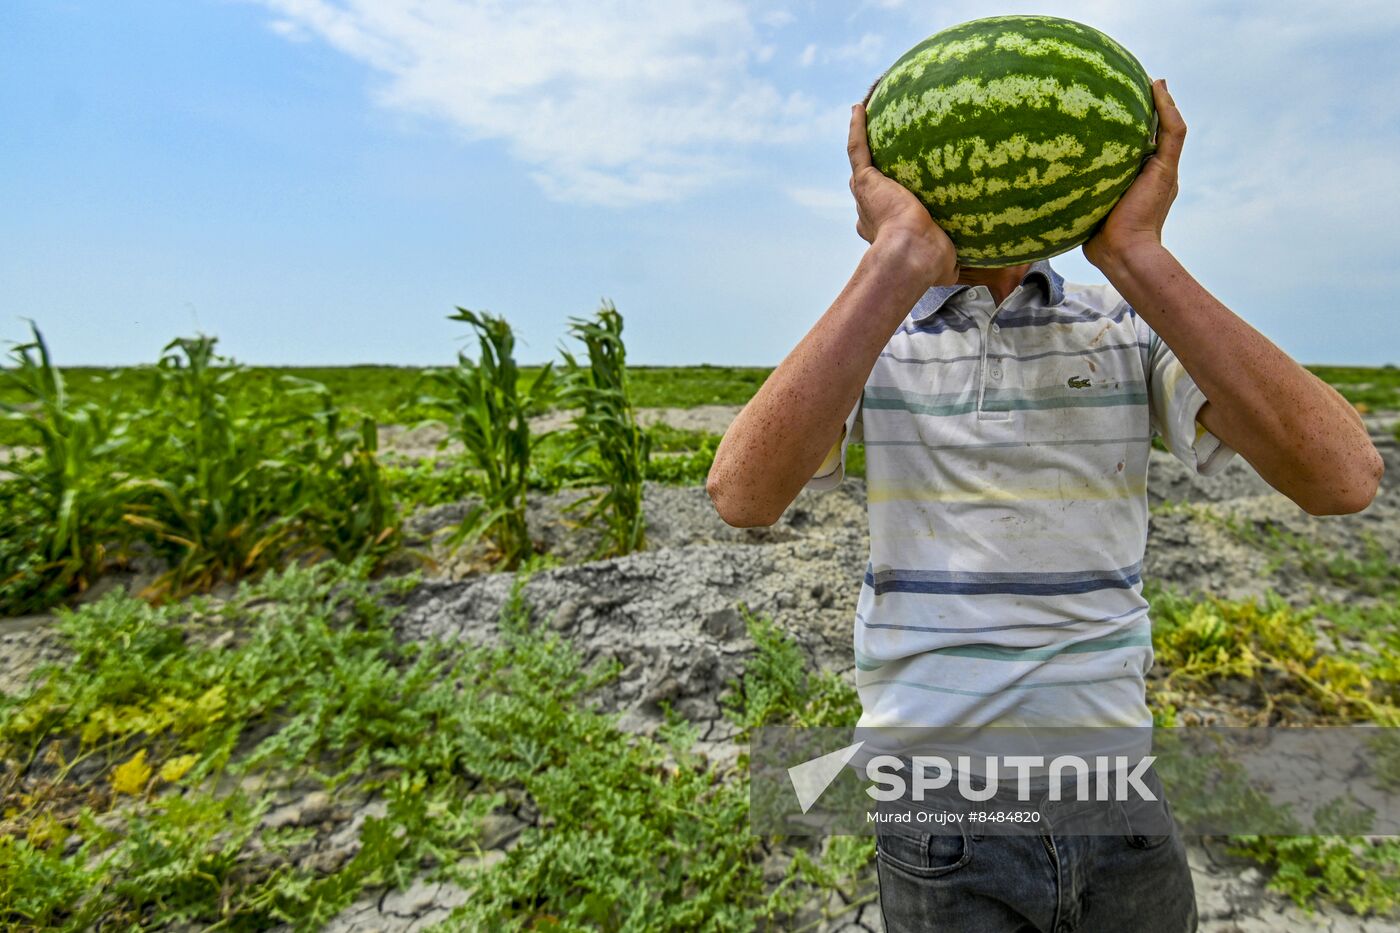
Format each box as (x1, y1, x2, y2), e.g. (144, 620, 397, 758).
(909, 259, 1065, 323)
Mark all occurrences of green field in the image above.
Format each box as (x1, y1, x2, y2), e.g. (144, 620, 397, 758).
(1305, 365, 1400, 411)
(5, 361, 1394, 429)
(3, 329, 1398, 928)
(0, 364, 777, 439)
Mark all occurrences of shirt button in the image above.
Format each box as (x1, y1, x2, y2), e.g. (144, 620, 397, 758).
(991, 323, 1001, 334)
(990, 367, 1003, 380)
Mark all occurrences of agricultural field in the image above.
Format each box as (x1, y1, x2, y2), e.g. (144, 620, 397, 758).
(2, 317, 1400, 931)
(5, 362, 1397, 445)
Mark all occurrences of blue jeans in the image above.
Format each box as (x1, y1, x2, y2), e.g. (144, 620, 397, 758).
(875, 796, 1197, 932)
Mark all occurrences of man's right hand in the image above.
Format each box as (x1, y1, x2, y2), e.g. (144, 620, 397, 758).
(848, 104, 958, 289)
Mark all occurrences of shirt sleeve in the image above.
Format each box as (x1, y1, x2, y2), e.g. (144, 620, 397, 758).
(1134, 308, 1237, 476)
(804, 392, 863, 492)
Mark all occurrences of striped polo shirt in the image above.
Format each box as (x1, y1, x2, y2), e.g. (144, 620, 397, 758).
(807, 259, 1235, 733)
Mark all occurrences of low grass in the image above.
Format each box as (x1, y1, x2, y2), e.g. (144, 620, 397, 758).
(1216, 509, 1400, 598)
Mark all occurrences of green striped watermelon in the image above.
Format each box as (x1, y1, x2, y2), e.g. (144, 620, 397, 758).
(866, 15, 1156, 268)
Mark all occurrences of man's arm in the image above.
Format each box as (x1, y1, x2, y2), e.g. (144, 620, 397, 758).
(706, 104, 958, 527)
(1085, 80, 1383, 515)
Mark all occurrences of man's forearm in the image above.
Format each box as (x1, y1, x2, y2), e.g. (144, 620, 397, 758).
(1099, 245, 1383, 514)
(707, 232, 944, 526)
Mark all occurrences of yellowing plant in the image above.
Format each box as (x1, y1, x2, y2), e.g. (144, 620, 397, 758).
(110, 749, 153, 796)
(159, 753, 198, 784)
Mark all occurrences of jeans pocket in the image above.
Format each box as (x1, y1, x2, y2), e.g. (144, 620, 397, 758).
(876, 823, 973, 878)
(1119, 791, 1176, 849)
(1126, 830, 1173, 850)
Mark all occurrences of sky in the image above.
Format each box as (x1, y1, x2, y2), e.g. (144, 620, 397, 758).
(2, 0, 1398, 367)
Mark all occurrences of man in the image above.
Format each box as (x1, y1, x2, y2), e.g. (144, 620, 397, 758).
(706, 77, 1383, 932)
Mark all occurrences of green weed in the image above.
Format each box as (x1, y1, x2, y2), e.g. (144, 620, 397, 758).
(1148, 585, 1399, 725)
(722, 604, 862, 733)
(1146, 586, 1400, 917)
(1230, 828, 1400, 916)
(0, 561, 873, 931)
(643, 435, 720, 486)
(286, 388, 400, 564)
(1219, 514, 1400, 597)
(383, 458, 481, 509)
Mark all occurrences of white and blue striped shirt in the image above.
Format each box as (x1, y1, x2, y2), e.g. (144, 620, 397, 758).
(807, 260, 1235, 731)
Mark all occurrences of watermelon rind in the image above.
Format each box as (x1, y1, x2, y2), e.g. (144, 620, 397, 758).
(866, 15, 1157, 268)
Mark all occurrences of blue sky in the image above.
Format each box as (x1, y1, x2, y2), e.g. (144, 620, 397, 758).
(3, 0, 1398, 366)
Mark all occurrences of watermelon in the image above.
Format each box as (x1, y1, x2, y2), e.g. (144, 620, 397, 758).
(866, 15, 1156, 268)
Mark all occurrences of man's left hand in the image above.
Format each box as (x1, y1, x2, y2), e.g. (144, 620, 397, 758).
(1083, 79, 1183, 270)
(1079, 77, 1384, 515)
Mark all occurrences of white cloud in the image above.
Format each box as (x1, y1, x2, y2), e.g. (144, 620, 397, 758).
(846, 0, 907, 21)
(760, 9, 796, 28)
(830, 33, 884, 64)
(267, 18, 312, 41)
(799, 33, 884, 69)
(251, 0, 825, 206)
(787, 185, 851, 214)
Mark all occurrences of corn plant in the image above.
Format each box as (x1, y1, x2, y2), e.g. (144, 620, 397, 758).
(558, 301, 650, 558)
(283, 379, 400, 564)
(0, 322, 136, 612)
(424, 308, 554, 570)
(125, 336, 305, 597)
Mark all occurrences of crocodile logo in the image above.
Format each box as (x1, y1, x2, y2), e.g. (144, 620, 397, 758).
(1067, 376, 1092, 389)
